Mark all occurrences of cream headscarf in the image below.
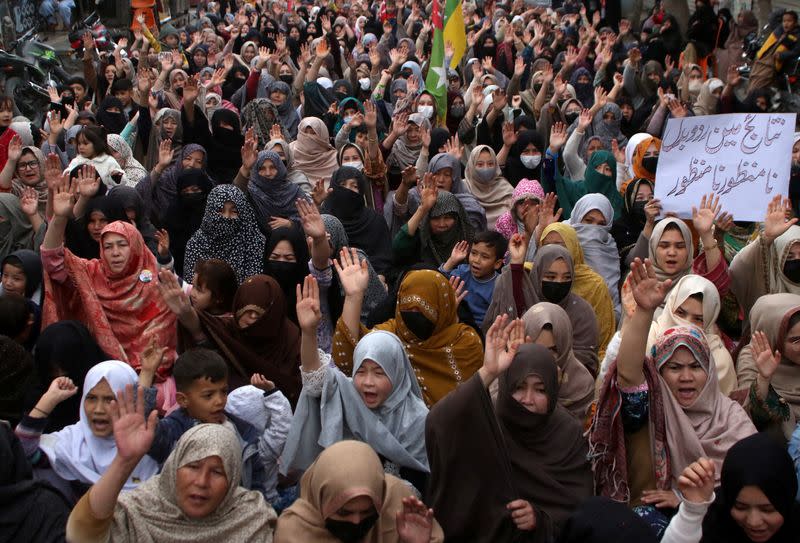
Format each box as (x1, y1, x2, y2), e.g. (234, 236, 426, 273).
(647, 275, 737, 394)
(766, 225, 800, 296)
(288, 117, 338, 185)
(462, 145, 514, 229)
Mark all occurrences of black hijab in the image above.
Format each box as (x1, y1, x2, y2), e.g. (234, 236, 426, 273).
(0, 336, 34, 426)
(2, 249, 43, 299)
(222, 65, 249, 101)
(611, 179, 652, 273)
(106, 186, 159, 256)
(505, 129, 545, 187)
(263, 226, 310, 325)
(557, 497, 658, 543)
(164, 168, 214, 277)
(64, 194, 126, 259)
(207, 108, 244, 183)
(322, 166, 392, 274)
(95, 95, 127, 135)
(701, 432, 800, 543)
(428, 127, 451, 157)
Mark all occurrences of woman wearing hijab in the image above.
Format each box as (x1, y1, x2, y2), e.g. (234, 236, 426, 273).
(284, 280, 429, 491)
(67, 419, 276, 542)
(323, 166, 392, 274)
(240, 98, 283, 147)
(427, 317, 593, 542)
(463, 144, 514, 229)
(266, 138, 312, 193)
(558, 497, 659, 543)
(247, 150, 307, 232)
(494, 179, 546, 240)
(107, 134, 148, 186)
(263, 225, 310, 325)
(590, 259, 756, 534)
(205, 108, 244, 184)
(143, 108, 183, 172)
(276, 440, 444, 542)
(183, 184, 265, 284)
(0, 423, 71, 543)
(163, 168, 213, 277)
(267, 80, 300, 139)
(567, 194, 622, 319)
(715, 10, 759, 79)
(503, 129, 545, 187)
(661, 433, 800, 543)
(290, 117, 338, 186)
(0, 139, 47, 212)
(106, 186, 161, 257)
(1, 248, 43, 306)
(612, 179, 654, 274)
(555, 149, 623, 221)
(0, 193, 44, 261)
(16, 361, 160, 504)
(95, 96, 127, 135)
(648, 275, 737, 395)
(334, 262, 483, 407)
(735, 294, 800, 441)
(386, 113, 430, 179)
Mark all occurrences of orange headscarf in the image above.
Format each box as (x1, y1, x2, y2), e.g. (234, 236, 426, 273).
(620, 136, 661, 195)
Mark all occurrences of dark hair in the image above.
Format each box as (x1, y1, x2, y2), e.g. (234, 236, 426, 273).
(0, 294, 32, 338)
(472, 230, 509, 260)
(785, 10, 798, 22)
(111, 78, 133, 92)
(173, 348, 228, 391)
(67, 76, 88, 90)
(77, 125, 110, 157)
(688, 292, 704, 303)
(788, 308, 800, 332)
(662, 222, 683, 235)
(194, 259, 238, 313)
(0, 96, 13, 112)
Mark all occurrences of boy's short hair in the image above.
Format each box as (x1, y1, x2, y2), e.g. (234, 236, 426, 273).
(0, 294, 31, 338)
(173, 348, 229, 391)
(472, 231, 509, 260)
(111, 78, 133, 93)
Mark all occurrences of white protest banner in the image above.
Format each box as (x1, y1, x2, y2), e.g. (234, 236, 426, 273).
(653, 112, 797, 222)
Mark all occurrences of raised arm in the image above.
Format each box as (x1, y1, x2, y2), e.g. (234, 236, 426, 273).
(479, 315, 525, 387)
(42, 174, 74, 250)
(156, 269, 205, 341)
(691, 193, 726, 272)
(296, 198, 330, 270)
(333, 247, 371, 340)
(406, 173, 437, 237)
(296, 275, 323, 373)
(0, 134, 22, 190)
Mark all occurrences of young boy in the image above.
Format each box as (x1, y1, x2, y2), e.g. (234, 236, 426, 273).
(146, 348, 270, 498)
(439, 231, 508, 327)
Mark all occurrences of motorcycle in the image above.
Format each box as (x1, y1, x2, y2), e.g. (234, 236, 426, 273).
(736, 25, 800, 112)
(68, 11, 118, 57)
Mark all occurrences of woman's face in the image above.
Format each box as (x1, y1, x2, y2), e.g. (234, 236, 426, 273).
(541, 231, 565, 247)
(242, 45, 256, 63)
(182, 151, 204, 170)
(729, 485, 784, 542)
(258, 158, 279, 178)
(675, 296, 705, 327)
(271, 144, 286, 163)
(782, 318, 800, 365)
(586, 139, 604, 158)
(417, 94, 434, 108)
(77, 134, 96, 159)
(511, 374, 549, 413)
(340, 178, 360, 193)
(644, 142, 659, 159)
(513, 196, 540, 220)
(341, 147, 360, 164)
(270, 90, 287, 105)
(353, 359, 393, 409)
(102, 232, 131, 274)
(594, 161, 613, 176)
(289, 27, 300, 40)
(431, 167, 454, 191)
(689, 69, 703, 83)
(659, 346, 708, 407)
(269, 240, 296, 262)
(580, 209, 607, 226)
(279, 64, 293, 78)
(533, 328, 559, 358)
(327, 494, 377, 523)
(172, 73, 187, 89)
(1, 263, 26, 297)
(104, 65, 117, 81)
(190, 274, 213, 311)
(175, 455, 229, 520)
(620, 103, 634, 121)
(162, 117, 179, 138)
(220, 201, 239, 219)
(429, 213, 456, 235)
(405, 123, 421, 145)
(655, 228, 689, 275)
(205, 96, 218, 110)
(16, 151, 41, 184)
(474, 150, 495, 170)
(88, 211, 108, 241)
(636, 183, 654, 201)
(193, 50, 207, 67)
(543, 257, 571, 283)
(84, 377, 115, 437)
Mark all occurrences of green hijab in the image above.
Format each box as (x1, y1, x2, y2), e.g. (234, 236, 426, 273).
(555, 150, 623, 221)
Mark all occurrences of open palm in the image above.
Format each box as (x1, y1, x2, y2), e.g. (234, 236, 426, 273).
(112, 384, 158, 464)
(629, 258, 671, 311)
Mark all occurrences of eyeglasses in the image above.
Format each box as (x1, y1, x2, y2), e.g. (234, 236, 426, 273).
(17, 160, 39, 170)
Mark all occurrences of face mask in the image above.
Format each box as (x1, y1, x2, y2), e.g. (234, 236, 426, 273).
(265, 260, 300, 289)
(565, 112, 579, 125)
(358, 77, 371, 91)
(335, 91, 349, 102)
(541, 280, 572, 304)
(688, 80, 702, 94)
(520, 154, 542, 169)
(417, 105, 434, 119)
(343, 115, 354, 125)
(631, 200, 647, 221)
(400, 310, 436, 340)
(475, 167, 496, 183)
(279, 74, 293, 85)
(181, 192, 206, 204)
(533, 83, 543, 93)
(784, 259, 800, 283)
(641, 156, 659, 174)
(325, 514, 379, 543)
(343, 160, 364, 171)
(450, 105, 465, 117)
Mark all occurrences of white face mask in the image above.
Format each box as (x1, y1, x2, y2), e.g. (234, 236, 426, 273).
(688, 80, 702, 94)
(343, 160, 364, 171)
(358, 77, 371, 91)
(520, 154, 542, 169)
(417, 105, 434, 119)
(343, 115, 354, 125)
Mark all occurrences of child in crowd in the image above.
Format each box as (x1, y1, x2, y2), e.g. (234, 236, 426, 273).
(439, 231, 508, 327)
(0, 249, 43, 307)
(146, 348, 270, 499)
(65, 125, 128, 188)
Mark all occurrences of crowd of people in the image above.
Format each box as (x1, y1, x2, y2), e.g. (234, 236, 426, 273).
(2, 0, 800, 541)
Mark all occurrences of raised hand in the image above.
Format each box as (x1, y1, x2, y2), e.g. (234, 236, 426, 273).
(83, 31, 95, 51)
(750, 330, 781, 381)
(157, 138, 174, 171)
(629, 258, 672, 311)
(594, 85, 609, 108)
(448, 275, 469, 305)
(154, 229, 170, 258)
(514, 55, 525, 77)
(678, 458, 716, 504)
(392, 113, 409, 136)
(508, 233, 528, 264)
(51, 175, 75, 218)
(610, 138, 626, 164)
(763, 195, 797, 245)
(140, 335, 166, 377)
(641, 489, 680, 509)
(548, 122, 567, 152)
(241, 128, 258, 171)
(577, 108, 592, 131)
(7, 134, 22, 162)
(502, 121, 518, 147)
(269, 123, 282, 142)
(42, 376, 79, 406)
(537, 192, 562, 230)
(482, 315, 525, 383)
(644, 198, 662, 225)
(296, 198, 326, 239)
(396, 496, 435, 543)
(491, 88, 507, 111)
(251, 373, 275, 391)
(363, 100, 377, 130)
(691, 193, 722, 237)
(20, 187, 39, 216)
(296, 275, 322, 332)
(418, 173, 438, 211)
(726, 64, 742, 87)
(334, 247, 370, 297)
(48, 110, 64, 135)
(667, 98, 688, 119)
(401, 165, 418, 188)
(443, 134, 464, 160)
(111, 384, 158, 465)
(157, 269, 192, 315)
(311, 178, 332, 206)
(447, 240, 469, 266)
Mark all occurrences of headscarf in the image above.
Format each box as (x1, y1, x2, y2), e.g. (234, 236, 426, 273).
(591, 103, 628, 150)
(647, 275, 737, 395)
(494, 179, 545, 239)
(282, 330, 429, 473)
(64, 194, 127, 260)
(386, 113, 430, 171)
(621, 218, 694, 318)
(184, 185, 266, 285)
(418, 191, 473, 265)
(611, 178, 652, 267)
(10, 146, 47, 211)
(275, 440, 443, 543)
(96, 96, 127, 135)
(198, 275, 302, 405)
(322, 166, 392, 273)
(700, 432, 800, 543)
(652, 327, 756, 484)
(569, 67, 594, 107)
(265, 138, 310, 191)
(263, 226, 309, 324)
(0, 193, 36, 260)
(620, 135, 661, 195)
(522, 303, 596, 419)
(462, 145, 514, 228)
(248, 150, 305, 228)
(240, 98, 283, 149)
(766, 225, 800, 296)
(567, 194, 622, 315)
(556, 150, 623, 220)
(107, 134, 147, 185)
(289, 117, 338, 183)
(0, 336, 34, 425)
(1, 248, 42, 300)
(266, 80, 300, 139)
(38, 360, 159, 489)
(693, 78, 723, 116)
(145, 108, 183, 171)
(505, 129, 544, 186)
(41, 222, 177, 387)
(539, 223, 616, 356)
(207, 108, 244, 184)
(557, 497, 658, 543)
(163, 168, 214, 276)
(111, 424, 276, 542)
(426, 344, 592, 541)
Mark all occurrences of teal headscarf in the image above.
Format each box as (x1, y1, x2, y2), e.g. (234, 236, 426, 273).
(555, 150, 623, 220)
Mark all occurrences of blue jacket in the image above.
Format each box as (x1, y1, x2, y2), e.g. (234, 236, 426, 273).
(147, 407, 268, 499)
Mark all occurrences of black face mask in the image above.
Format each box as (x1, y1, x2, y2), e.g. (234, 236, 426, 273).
(400, 310, 435, 341)
(541, 280, 572, 304)
(181, 191, 206, 205)
(325, 514, 379, 543)
(631, 200, 647, 221)
(265, 260, 301, 290)
(784, 259, 800, 283)
(641, 156, 659, 175)
(279, 74, 294, 86)
(335, 91, 349, 102)
(564, 112, 579, 125)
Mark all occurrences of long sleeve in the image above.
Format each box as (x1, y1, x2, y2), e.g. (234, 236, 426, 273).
(66, 490, 115, 543)
(660, 497, 714, 543)
(40, 244, 69, 283)
(392, 223, 421, 260)
(510, 263, 527, 318)
(563, 129, 587, 180)
(14, 413, 47, 460)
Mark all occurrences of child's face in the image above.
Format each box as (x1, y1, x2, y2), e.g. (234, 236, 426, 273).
(468, 241, 501, 280)
(1, 262, 26, 297)
(352, 360, 393, 409)
(84, 378, 115, 437)
(179, 377, 228, 424)
(77, 134, 95, 158)
(0, 106, 13, 127)
(190, 275, 214, 311)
